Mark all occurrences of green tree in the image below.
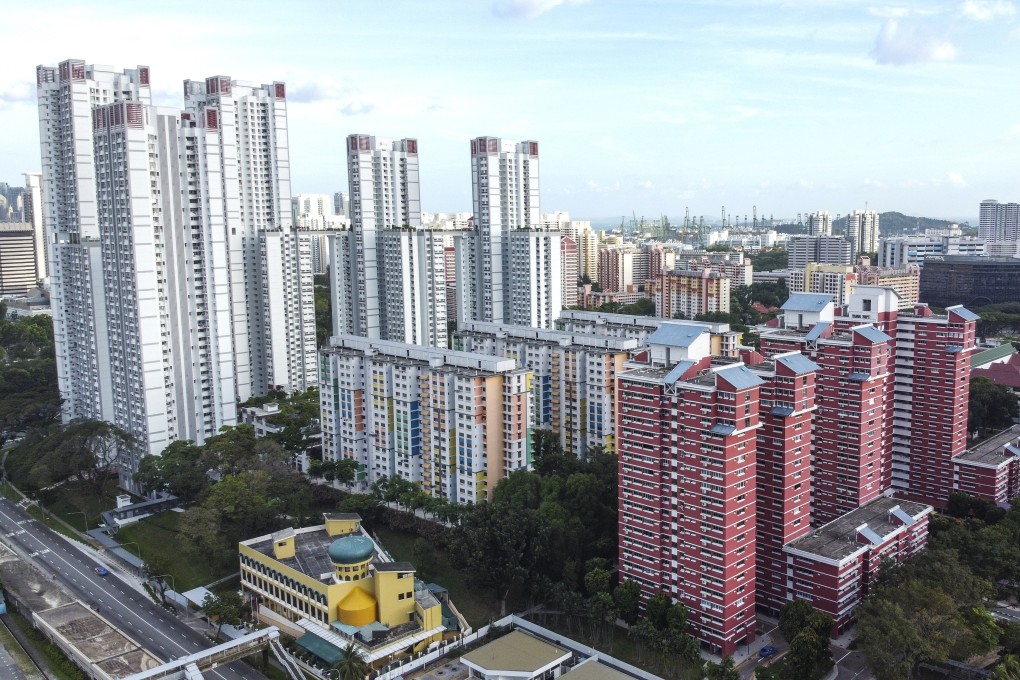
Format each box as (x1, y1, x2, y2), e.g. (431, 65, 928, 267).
(705, 656, 739, 680)
(29, 419, 136, 493)
(646, 591, 671, 630)
(857, 599, 925, 680)
(969, 376, 1018, 435)
(412, 538, 438, 583)
(779, 599, 814, 643)
(583, 567, 611, 597)
(613, 579, 641, 624)
(134, 441, 210, 503)
(786, 628, 825, 680)
(992, 655, 1020, 680)
(331, 641, 369, 680)
(202, 590, 246, 637)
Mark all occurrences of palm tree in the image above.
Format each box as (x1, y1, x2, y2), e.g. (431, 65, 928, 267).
(993, 655, 1020, 680)
(330, 642, 369, 680)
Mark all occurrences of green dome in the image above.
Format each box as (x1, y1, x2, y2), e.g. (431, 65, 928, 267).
(328, 535, 374, 565)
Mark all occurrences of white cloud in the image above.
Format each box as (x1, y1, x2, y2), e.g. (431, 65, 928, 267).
(870, 19, 958, 65)
(491, 0, 590, 19)
(948, 171, 967, 187)
(868, 6, 940, 18)
(1004, 123, 1020, 140)
(960, 0, 1016, 21)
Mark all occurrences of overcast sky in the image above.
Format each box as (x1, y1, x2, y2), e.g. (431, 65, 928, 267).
(2, 0, 1018, 222)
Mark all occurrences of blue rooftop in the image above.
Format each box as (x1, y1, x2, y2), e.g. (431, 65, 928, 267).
(776, 353, 821, 375)
(771, 406, 795, 417)
(947, 305, 980, 322)
(781, 293, 834, 313)
(648, 323, 707, 349)
(663, 360, 696, 385)
(804, 322, 831, 341)
(716, 365, 765, 391)
(853, 325, 893, 344)
(710, 423, 736, 436)
(848, 372, 871, 381)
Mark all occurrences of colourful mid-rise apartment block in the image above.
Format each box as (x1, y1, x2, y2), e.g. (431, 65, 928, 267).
(319, 336, 532, 504)
(453, 320, 638, 457)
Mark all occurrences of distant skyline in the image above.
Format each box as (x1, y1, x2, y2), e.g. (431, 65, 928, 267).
(2, 0, 1019, 219)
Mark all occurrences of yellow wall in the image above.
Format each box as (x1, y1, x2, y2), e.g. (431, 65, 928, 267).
(375, 571, 415, 627)
(273, 536, 295, 560)
(325, 517, 361, 537)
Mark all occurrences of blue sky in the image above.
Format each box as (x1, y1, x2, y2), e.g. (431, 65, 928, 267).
(2, 0, 1019, 222)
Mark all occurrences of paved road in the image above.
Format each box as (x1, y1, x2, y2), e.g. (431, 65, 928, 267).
(0, 497, 266, 680)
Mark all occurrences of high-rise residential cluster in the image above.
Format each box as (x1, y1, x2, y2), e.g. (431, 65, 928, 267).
(36, 59, 317, 484)
(614, 285, 976, 654)
(328, 135, 563, 349)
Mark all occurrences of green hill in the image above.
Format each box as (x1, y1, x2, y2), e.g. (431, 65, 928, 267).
(832, 211, 968, 236)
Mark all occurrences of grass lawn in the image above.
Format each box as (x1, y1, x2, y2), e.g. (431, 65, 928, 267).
(42, 479, 120, 533)
(372, 526, 500, 628)
(116, 512, 230, 591)
(524, 613, 702, 680)
(0, 616, 44, 679)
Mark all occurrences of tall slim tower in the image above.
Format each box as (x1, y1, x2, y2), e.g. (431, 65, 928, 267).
(460, 137, 560, 328)
(807, 211, 832, 236)
(37, 60, 152, 427)
(979, 199, 1020, 242)
(847, 209, 880, 257)
(338, 135, 446, 348)
(22, 172, 45, 282)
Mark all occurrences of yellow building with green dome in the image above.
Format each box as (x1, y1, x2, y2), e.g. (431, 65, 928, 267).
(239, 513, 452, 665)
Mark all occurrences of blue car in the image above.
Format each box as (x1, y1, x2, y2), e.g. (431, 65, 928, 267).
(760, 646, 776, 659)
(94, 566, 108, 576)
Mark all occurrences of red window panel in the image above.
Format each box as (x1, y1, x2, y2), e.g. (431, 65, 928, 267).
(205, 77, 219, 95)
(274, 82, 285, 99)
(139, 67, 150, 86)
(529, 141, 539, 156)
(126, 103, 143, 129)
(206, 108, 219, 130)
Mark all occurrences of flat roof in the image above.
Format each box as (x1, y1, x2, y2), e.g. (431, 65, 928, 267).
(458, 321, 639, 351)
(243, 525, 382, 583)
(785, 497, 932, 563)
(954, 426, 1020, 467)
(326, 335, 518, 373)
(461, 630, 569, 673)
(560, 661, 633, 680)
(36, 601, 161, 675)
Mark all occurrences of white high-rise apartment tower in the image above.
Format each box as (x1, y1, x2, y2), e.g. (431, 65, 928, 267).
(458, 137, 561, 328)
(808, 211, 832, 236)
(332, 135, 446, 348)
(37, 59, 316, 485)
(847, 209, 880, 256)
(979, 199, 1020, 242)
(22, 172, 45, 281)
